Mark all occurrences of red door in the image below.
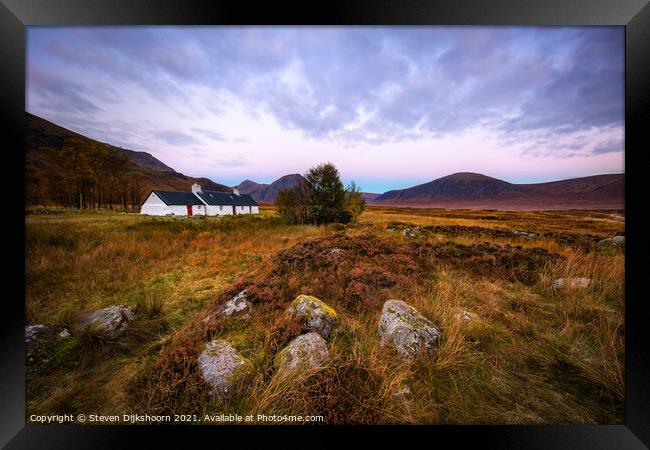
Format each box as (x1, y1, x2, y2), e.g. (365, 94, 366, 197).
(187, 205, 193, 216)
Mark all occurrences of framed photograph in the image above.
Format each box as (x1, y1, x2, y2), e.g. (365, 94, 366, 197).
(3, 0, 649, 447)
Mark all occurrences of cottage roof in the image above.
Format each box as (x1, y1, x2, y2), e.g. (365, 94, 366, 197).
(196, 190, 258, 206)
(151, 190, 205, 206)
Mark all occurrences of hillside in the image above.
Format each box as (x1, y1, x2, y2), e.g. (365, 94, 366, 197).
(521, 174, 624, 198)
(378, 172, 523, 201)
(362, 193, 381, 203)
(25, 112, 232, 208)
(372, 172, 624, 210)
(237, 174, 306, 203)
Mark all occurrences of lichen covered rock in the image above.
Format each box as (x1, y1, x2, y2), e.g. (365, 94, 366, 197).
(378, 300, 441, 359)
(197, 339, 253, 402)
(77, 305, 134, 339)
(512, 230, 537, 238)
(597, 235, 625, 249)
(204, 290, 252, 324)
(402, 226, 422, 239)
(274, 332, 329, 378)
(221, 290, 252, 318)
(551, 277, 591, 290)
(25, 324, 72, 379)
(287, 294, 337, 340)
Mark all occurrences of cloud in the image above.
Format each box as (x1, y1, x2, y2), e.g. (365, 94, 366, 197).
(191, 127, 227, 142)
(214, 157, 250, 168)
(27, 68, 101, 114)
(27, 26, 624, 163)
(593, 138, 624, 155)
(154, 130, 198, 146)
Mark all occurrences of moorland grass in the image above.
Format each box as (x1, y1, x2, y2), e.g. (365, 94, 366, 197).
(25, 206, 624, 423)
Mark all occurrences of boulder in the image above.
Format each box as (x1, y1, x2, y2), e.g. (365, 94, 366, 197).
(597, 235, 625, 248)
(402, 226, 421, 239)
(513, 230, 537, 238)
(274, 332, 329, 378)
(204, 290, 252, 323)
(287, 294, 337, 340)
(197, 339, 253, 402)
(378, 300, 441, 359)
(25, 324, 72, 378)
(551, 277, 591, 290)
(221, 290, 252, 318)
(77, 305, 134, 339)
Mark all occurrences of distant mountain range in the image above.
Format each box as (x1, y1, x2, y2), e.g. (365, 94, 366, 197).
(369, 172, 624, 210)
(237, 171, 623, 210)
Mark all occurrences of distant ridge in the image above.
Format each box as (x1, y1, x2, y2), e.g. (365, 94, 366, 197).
(377, 172, 523, 201)
(371, 172, 624, 211)
(237, 174, 307, 203)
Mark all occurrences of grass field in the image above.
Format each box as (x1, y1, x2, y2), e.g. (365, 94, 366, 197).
(25, 206, 625, 424)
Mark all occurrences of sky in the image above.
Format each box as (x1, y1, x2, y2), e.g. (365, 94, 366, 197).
(26, 26, 624, 193)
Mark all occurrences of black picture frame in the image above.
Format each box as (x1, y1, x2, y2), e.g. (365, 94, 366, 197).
(2, 0, 648, 448)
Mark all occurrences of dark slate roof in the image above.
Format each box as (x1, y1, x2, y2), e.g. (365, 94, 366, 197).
(196, 190, 258, 206)
(232, 193, 258, 206)
(151, 190, 204, 206)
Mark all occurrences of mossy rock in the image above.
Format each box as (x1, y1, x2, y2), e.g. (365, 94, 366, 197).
(75, 305, 134, 340)
(595, 236, 624, 255)
(197, 339, 254, 403)
(551, 277, 591, 290)
(378, 300, 441, 359)
(25, 324, 75, 379)
(274, 332, 329, 379)
(287, 294, 337, 340)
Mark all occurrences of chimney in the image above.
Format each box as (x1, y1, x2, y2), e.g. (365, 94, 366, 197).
(233, 187, 240, 196)
(191, 183, 202, 193)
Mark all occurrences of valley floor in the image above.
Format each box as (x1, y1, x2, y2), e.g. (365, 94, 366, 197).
(25, 206, 624, 424)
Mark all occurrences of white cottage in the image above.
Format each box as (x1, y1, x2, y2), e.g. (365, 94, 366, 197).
(140, 184, 259, 216)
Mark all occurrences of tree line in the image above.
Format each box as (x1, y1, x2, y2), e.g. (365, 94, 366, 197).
(275, 162, 366, 225)
(26, 138, 147, 211)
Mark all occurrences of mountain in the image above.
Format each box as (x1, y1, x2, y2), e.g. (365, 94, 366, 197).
(26, 112, 232, 207)
(362, 193, 381, 203)
(114, 148, 176, 173)
(237, 174, 307, 203)
(377, 172, 523, 201)
(521, 174, 624, 197)
(237, 179, 267, 195)
(372, 172, 624, 211)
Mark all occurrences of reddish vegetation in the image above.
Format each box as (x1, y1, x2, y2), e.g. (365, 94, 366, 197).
(131, 233, 561, 415)
(242, 233, 557, 314)
(415, 224, 605, 251)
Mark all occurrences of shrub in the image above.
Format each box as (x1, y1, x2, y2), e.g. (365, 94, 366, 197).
(276, 162, 364, 225)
